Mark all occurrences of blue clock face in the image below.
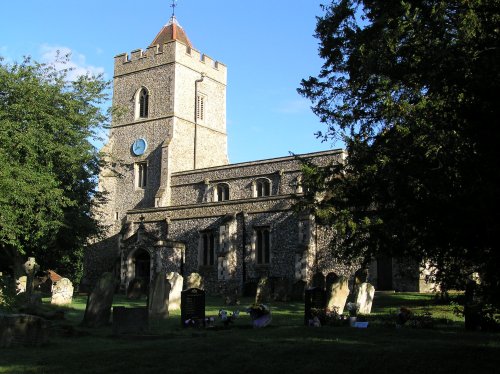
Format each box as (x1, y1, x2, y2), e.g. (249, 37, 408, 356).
(132, 138, 147, 156)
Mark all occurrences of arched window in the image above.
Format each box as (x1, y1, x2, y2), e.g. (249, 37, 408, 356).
(254, 178, 271, 197)
(199, 231, 215, 267)
(139, 88, 149, 118)
(135, 87, 149, 119)
(215, 183, 229, 202)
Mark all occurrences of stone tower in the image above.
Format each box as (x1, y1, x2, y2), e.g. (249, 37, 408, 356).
(99, 16, 228, 227)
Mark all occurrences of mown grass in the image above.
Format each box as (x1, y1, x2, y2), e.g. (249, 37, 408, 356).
(1, 292, 499, 374)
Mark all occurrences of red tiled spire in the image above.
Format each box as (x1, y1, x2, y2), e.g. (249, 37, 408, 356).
(150, 16, 192, 48)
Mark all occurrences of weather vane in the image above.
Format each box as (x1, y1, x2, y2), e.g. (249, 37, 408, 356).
(171, 0, 178, 17)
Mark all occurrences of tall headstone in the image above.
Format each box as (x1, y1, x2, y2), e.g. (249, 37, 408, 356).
(166, 272, 183, 311)
(326, 275, 350, 314)
(23, 257, 40, 306)
(355, 282, 375, 314)
(82, 272, 115, 327)
(304, 287, 327, 325)
(148, 271, 170, 319)
(181, 288, 206, 327)
(51, 278, 74, 306)
(255, 276, 271, 304)
(312, 272, 325, 289)
(185, 272, 204, 290)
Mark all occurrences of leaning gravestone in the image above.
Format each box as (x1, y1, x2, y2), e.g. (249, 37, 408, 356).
(255, 276, 271, 304)
(185, 273, 204, 290)
(82, 272, 115, 327)
(167, 272, 183, 311)
(326, 275, 350, 314)
(181, 288, 206, 327)
(51, 278, 74, 306)
(355, 282, 375, 314)
(304, 287, 327, 325)
(148, 271, 170, 319)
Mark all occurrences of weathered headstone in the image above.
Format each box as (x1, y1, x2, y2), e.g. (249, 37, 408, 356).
(0, 314, 49, 348)
(355, 282, 375, 314)
(326, 275, 350, 314)
(148, 271, 170, 319)
(16, 276, 27, 295)
(291, 280, 306, 301)
(222, 281, 240, 306)
(311, 272, 325, 289)
(82, 272, 115, 327)
(255, 276, 271, 304)
(185, 272, 204, 290)
(181, 288, 206, 327)
(304, 287, 327, 325)
(166, 272, 183, 311)
(51, 278, 74, 306)
(112, 307, 149, 335)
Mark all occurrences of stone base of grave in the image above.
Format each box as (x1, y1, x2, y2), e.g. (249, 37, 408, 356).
(0, 314, 49, 348)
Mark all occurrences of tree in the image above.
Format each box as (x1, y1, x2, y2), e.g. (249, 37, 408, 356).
(0, 57, 110, 283)
(298, 1, 500, 305)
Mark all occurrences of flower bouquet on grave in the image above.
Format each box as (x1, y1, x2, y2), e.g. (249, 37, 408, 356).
(245, 304, 272, 328)
(346, 302, 360, 326)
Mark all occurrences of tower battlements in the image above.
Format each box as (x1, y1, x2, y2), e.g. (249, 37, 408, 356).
(114, 41, 227, 83)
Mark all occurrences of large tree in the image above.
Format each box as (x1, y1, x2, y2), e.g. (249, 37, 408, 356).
(0, 57, 109, 283)
(299, 1, 500, 304)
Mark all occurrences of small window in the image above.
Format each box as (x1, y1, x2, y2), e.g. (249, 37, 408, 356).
(196, 94, 205, 122)
(136, 162, 148, 188)
(215, 183, 229, 202)
(255, 227, 270, 265)
(255, 178, 271, 197)
(135, 87, 149, 120)
(200, 231, 215, 266)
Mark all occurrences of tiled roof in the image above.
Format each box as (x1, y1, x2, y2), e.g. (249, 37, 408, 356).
(150, 16, 192, 49)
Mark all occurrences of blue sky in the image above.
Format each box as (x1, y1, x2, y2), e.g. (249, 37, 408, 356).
(1, 0, 342, 163)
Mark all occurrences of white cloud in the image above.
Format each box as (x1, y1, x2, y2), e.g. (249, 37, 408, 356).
(39, 44, 105, 81)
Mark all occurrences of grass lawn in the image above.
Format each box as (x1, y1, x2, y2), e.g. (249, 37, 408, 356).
(1, 292, 499, 373)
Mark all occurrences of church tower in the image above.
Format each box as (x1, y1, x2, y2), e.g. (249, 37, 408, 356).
(99, 15, 228, 227)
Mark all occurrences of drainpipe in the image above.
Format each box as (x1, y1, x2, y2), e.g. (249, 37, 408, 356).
(240, 211, 247, 284)
(194, 73, 205, 169)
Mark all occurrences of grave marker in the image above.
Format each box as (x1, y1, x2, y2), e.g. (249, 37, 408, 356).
(355, 282, 375, 314)
(304, 287, 326, 325)
(181, 288, 206, 327)
(51, 278, 74, 306)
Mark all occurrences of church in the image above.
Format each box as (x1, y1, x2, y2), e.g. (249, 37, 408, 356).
(82, 15, 427, 295)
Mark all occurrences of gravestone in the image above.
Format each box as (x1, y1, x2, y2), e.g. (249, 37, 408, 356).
(148, 271, 170, 319)
(166, 272, 183, 311)
(311, 272, 325, 289)
(291, 280, 306, 301)
(325, 272, 339, 291)
(181, 288, 206, 327)
(82, 272, 115, 327)
(0, 314, 49, 348)
(51, 278, 74, 306)
(272, 277, 291, 302)
(255, 276, 271, 304)
(185, 273, 204, 290)
(304, 287, 327, 325)
(326, 275, 350, 314)
(222, 281, 240, 306)
(16, 276, 27, 295)
(355, 282, 375, 314)
(113, 307, 149, 335)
